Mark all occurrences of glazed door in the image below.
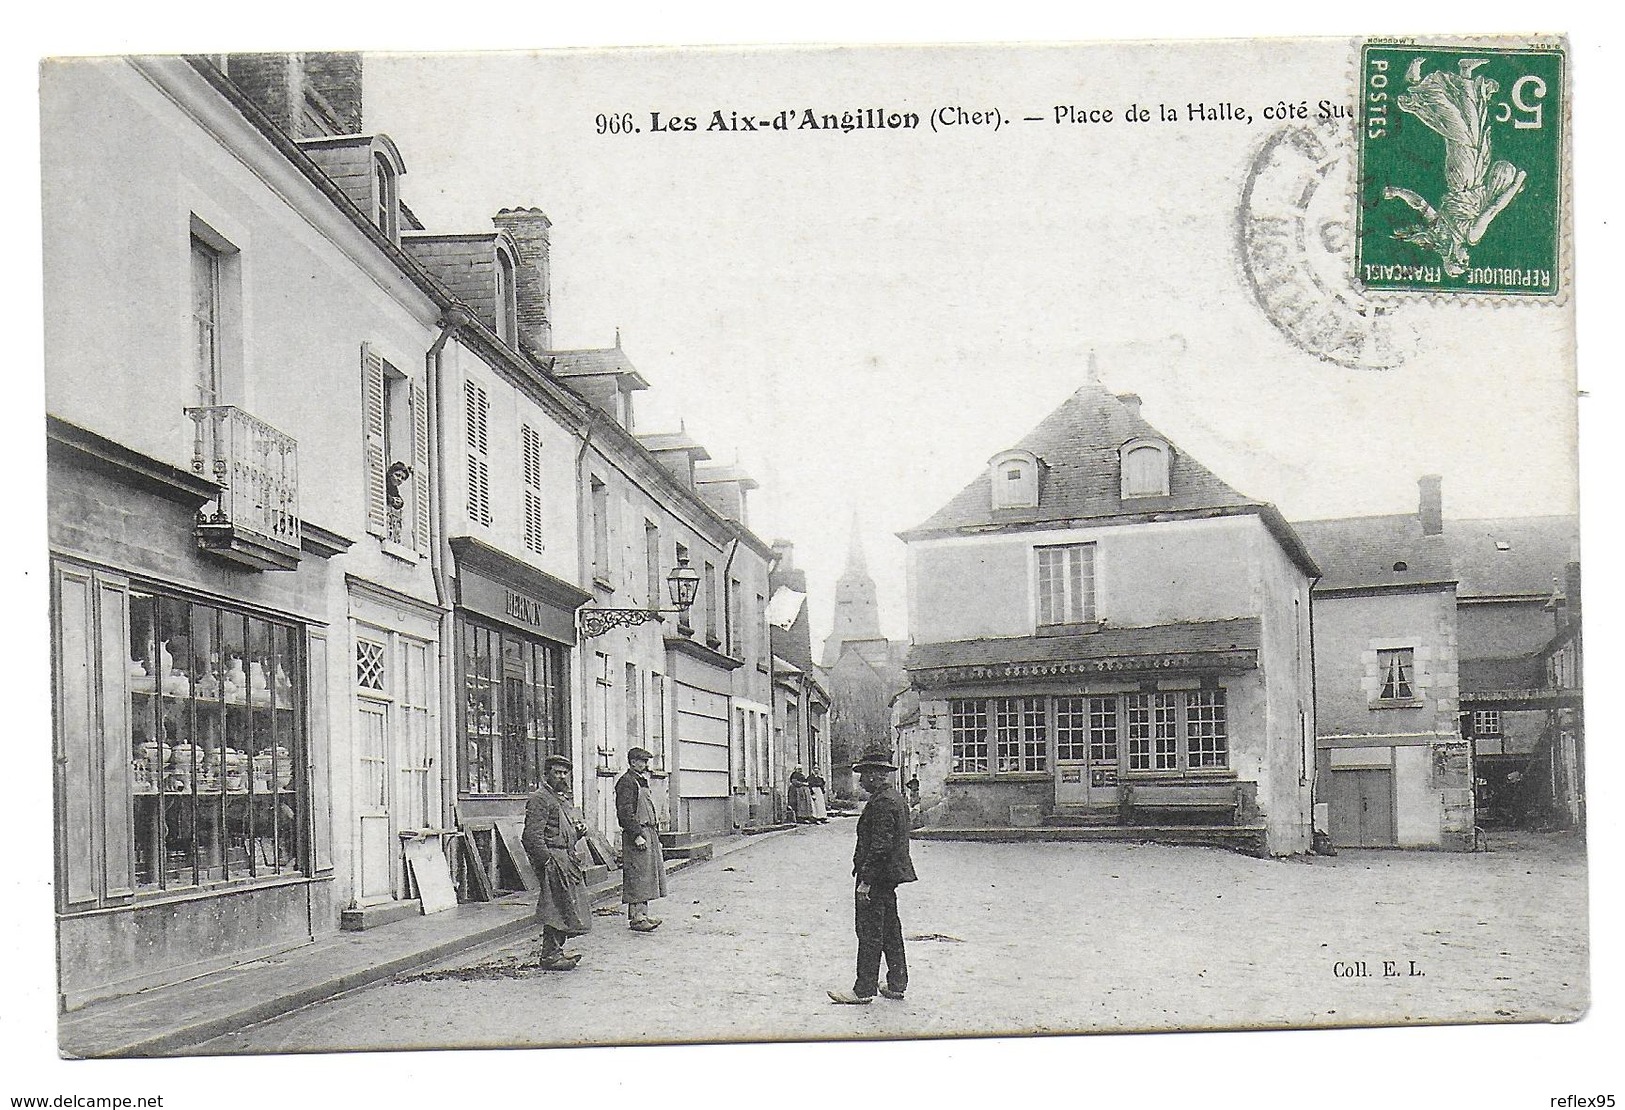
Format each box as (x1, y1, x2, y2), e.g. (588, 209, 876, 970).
(1054, 696, 1119, 808)
(355, 697, 395, 902)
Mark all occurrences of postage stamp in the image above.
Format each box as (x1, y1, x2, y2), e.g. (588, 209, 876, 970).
(1355, 42, 1566, 296)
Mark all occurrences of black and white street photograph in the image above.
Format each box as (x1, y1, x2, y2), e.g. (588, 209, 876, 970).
(8, 12, 1621, 1110)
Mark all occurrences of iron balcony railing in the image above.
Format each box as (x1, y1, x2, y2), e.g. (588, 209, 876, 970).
(185, 405, 301, 554)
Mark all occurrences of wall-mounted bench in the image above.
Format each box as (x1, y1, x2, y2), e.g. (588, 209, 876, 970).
(1125, 781, 1243, 826)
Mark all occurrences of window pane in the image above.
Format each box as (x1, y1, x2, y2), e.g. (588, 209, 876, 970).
(1186, 690, 1228, 769)
(129, 591, 161, 888)
(1153, 693, 1179, 771)
(270, 623, 301, 874)
(1088, 696, 1118, 763)
(463, 624, 497, 794)
(951, 699, 988, 773)
(1056, 695, 1089, 761)
(1126, 694, 1152, 772)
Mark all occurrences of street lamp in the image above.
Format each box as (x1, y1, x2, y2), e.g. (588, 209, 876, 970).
(577, 555, 701, 638)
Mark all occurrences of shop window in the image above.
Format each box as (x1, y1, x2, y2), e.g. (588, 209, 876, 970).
(1186, 690, 1228, 768)
(951, 697, 1046, 774)
(1377, 648, 1415, 700)
(1126, 692, 1178, 772)
(128, 590, 304, 890)
(1036, 543, 1096, 627)
(994, 697, 1047, 773)
(459, 619, 565, 795)
(950, 699, 989, 773)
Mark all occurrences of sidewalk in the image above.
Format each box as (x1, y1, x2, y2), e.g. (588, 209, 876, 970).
(59, 825, 800, 1059)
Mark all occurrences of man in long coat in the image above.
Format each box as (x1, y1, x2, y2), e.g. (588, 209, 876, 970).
(520, 754, 592, 971)
(616, 746, 667, 931)
(829, 745, 917, 1004)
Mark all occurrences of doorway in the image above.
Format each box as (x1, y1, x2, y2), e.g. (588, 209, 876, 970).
(1329, 768, 1396, 847)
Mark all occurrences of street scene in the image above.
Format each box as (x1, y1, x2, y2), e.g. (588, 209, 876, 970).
(31, 34, 1593, 1101)
(193, 823, 1586, 1053)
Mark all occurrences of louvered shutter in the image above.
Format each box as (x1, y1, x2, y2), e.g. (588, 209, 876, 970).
(464, 381, 491, 527)
(410, 377, 431, 554)
(362, 345, 387, 538)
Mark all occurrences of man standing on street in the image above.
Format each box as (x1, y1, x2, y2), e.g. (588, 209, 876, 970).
(829, 745, 917, 1004)
(520, 754, 592, 971)
(616, 746, 667, 931)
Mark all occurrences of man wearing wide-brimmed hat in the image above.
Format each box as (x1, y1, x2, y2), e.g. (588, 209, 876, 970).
(520, 754, 592, 971)
(829, 744, 917, 1005)
(616, 747, 668, 931)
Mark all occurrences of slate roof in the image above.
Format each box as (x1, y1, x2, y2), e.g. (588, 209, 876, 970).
(905, 617, 1260, 671)
(546, 346, 651, 389)
(1292, 514, 1455, 592)
(1446, 516, 1579, 598)
(901, 378, 1260, 536)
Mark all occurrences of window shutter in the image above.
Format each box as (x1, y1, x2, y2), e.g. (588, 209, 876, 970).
(464, 381, 491, 527)
(410, 377, 431, 554)
(362, 345, 387, 538)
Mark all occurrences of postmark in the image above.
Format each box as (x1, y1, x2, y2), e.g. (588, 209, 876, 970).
(1239, 121, 1416, 371)
(1355, 42, 1565, 296)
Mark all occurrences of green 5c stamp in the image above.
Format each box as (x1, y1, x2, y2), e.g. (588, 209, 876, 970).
(1356, 42, 1565, 296)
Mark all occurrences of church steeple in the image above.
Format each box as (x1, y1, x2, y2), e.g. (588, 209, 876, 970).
(828, 513, 882, 652)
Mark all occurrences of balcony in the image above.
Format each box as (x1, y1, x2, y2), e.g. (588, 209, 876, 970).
(185, 406, 301, 571)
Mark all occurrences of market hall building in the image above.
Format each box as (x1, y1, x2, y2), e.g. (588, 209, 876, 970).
(898, 376, 1319, 856)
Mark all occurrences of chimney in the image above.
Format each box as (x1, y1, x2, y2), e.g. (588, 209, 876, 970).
(1564, 561, 1581, 623)
(302, 53, 364, 134)
(1418, 474, 1443, 536)
(771, 539, 795, 572)
(223, 53, 363, 139)
(1116, 393, 1143, 420)
(491, 208, 554, 353)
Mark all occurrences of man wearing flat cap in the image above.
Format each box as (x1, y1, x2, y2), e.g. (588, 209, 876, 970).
(616, 747, 667, 931)
(521, 754, 592, 971)
(829, 744, 917, 1005)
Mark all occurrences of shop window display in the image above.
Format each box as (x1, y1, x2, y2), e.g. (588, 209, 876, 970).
(128, 591, 303, 889)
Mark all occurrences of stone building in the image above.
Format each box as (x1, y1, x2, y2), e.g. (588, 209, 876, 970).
(1295, 479, 1582, 846)
(897, 377, 1318, 856)
(1294, 479, 1469, 849)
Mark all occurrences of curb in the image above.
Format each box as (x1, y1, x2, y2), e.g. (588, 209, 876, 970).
(75, 827, 797, 1057)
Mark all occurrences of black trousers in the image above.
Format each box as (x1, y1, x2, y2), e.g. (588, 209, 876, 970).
(853, 882, 907, 996)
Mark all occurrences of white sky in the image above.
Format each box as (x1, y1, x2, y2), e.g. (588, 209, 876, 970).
(366, 39, 1577, 645)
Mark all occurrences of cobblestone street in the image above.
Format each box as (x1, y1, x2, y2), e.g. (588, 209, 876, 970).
(196, 822, 1588, 1053)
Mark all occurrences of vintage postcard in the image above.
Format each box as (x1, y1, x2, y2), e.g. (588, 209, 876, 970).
(19, 26, 1609, 1106)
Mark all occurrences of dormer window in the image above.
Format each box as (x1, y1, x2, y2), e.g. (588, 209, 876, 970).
(990, 449, 1040, 509)
(1120, 437, 1171, 498)
(495, 247, 518, 347)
